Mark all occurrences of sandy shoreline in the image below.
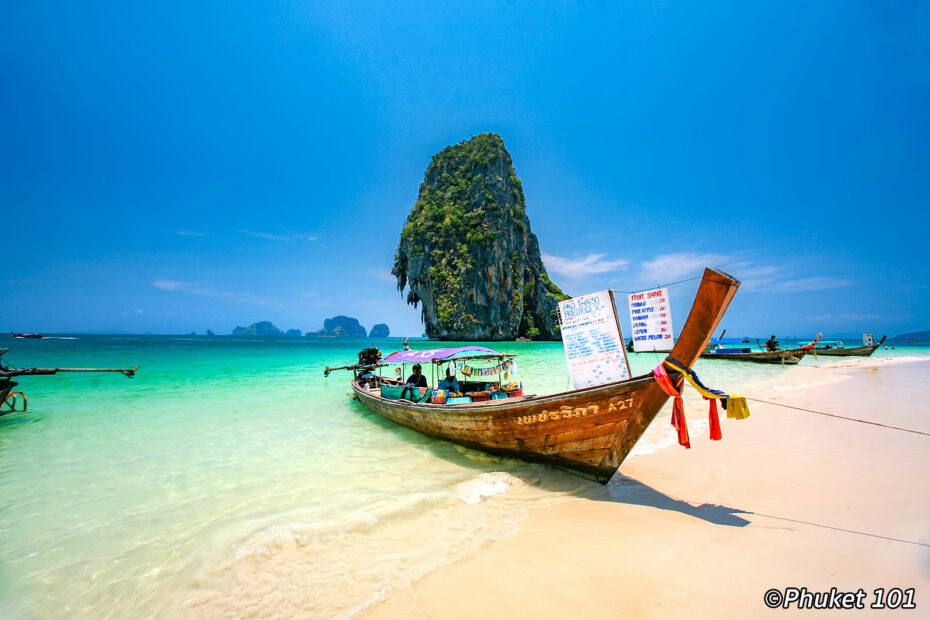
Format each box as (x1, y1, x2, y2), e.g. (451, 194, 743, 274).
(366, 357, 930, 618)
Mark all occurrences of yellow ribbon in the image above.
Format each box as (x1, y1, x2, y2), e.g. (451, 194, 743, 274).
(663, 358, 751, 420)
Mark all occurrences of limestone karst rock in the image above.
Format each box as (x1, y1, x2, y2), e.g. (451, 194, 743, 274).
(393, 133, 568, 340)
(369, 323, 390, 338)
(309, 316, 367, 338)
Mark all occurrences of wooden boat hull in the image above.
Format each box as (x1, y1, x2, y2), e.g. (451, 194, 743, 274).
(814, 345, 880, 357)
(350, 268, 740, 483)
(815, 336, 886, 357)
(701, 347, 809, 365)
(355, 373, 675, 482)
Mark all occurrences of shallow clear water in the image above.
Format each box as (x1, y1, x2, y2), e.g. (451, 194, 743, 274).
(1, 334, 926, 618)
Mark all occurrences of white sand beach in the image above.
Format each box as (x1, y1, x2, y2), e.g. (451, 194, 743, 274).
(367, 357, 930, 618)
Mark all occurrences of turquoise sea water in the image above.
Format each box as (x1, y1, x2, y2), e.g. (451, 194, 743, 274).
(2, 334, 928, 618)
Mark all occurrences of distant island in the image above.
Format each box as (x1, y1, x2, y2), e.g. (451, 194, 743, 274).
(228, 317, 390, 338)
(232, 321, 284, 337)
(393, 133, 568, 341)
(890, 330, 930, 343)
(307, 315, 368, 338)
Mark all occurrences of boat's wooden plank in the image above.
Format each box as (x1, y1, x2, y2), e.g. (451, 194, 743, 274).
(360, 392, 637, 441)
(367, 398, 622, 461)
(529, 421, 632, 449)
(537, 435, 615, 456)
(371, 407, 621, 448)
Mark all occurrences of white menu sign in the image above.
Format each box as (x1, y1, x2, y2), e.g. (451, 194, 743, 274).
(862, 333, 874, 347)
(628, 287, 675, 352)
(557, 290, 631, 389)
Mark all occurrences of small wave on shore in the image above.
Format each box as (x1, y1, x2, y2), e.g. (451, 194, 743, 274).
(165, 471, 578, 619)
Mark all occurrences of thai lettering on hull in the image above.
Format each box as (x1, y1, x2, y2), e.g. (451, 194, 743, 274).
(515, 396, 635, 425)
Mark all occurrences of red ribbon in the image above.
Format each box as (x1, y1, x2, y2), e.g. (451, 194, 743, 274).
(653, 363, 690, 449)
(707, 397, 722, 441)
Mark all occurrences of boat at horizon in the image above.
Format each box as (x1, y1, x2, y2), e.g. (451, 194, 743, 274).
(327, 268, 740, 483)
(10, 331, 44, 339)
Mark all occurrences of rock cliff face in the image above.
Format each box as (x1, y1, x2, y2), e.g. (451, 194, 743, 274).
(393, 133, 568, 340)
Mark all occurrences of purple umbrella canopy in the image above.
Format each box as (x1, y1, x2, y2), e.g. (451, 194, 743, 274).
(382, 346, 503, 364)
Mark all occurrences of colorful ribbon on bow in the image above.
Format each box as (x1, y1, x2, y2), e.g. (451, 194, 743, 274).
(653, 356, 751, 448)
(653, 362, 690, 448)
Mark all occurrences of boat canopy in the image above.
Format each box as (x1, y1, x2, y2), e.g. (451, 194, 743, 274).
(382, 346, 511, 364)
(707, 338, 751, 346)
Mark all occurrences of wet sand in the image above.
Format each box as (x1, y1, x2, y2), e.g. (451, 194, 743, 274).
(366, 358, 930, 618)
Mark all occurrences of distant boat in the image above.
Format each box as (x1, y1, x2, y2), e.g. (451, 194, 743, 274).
(815, 335, 886, 357)
(700, 335, 822, 365)
(11, 331, 44, 339)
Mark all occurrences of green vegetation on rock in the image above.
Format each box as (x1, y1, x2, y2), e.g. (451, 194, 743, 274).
(393, 133, 567, 340)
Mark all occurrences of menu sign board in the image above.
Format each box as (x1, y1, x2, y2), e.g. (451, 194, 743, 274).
(862, 333, 874, 347)
(628, 287, 675, 352)
(557, 290, 631, 389)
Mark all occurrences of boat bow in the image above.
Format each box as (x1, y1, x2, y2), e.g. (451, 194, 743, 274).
(601, 268, 740, 472)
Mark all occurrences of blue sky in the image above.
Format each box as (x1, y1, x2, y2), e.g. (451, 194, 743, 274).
(2, 1, 928, 337)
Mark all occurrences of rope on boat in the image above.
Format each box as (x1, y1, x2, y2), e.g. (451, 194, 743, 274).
(614, 269, 746, 295)
(612, 274, 705, 295)
(745, 396, 930, 437)
(680, 384, 930, 437)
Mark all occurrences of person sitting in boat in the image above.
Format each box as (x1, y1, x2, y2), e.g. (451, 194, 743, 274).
(400, 363, 428, 400)
(437, 366, 459, 393)
(765, 335, 780, 351)
(359, 370, 377, 389)
(405, 364, 427, 388)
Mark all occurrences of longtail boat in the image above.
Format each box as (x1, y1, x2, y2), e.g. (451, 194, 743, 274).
(11, 331, 44, 339)
(700, 334, 822, 365)
(326, 268, 739, 483)
(814, 335, 886, 357)
(1, 348, 137, 416)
